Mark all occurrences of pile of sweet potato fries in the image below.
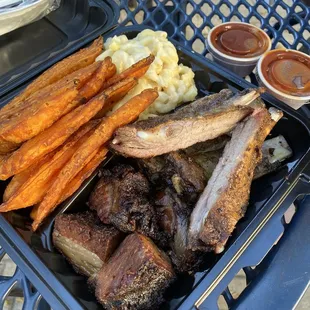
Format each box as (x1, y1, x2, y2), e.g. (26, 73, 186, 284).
(0, 37, 158, 231)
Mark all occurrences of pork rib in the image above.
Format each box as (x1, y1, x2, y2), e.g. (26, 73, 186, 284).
(110, 89, 262, 158)
(188, 107, 283, 253)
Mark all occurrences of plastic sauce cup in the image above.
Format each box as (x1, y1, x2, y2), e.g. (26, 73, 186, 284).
(207, 22, 271, 77)
(257, 49, 310, 109)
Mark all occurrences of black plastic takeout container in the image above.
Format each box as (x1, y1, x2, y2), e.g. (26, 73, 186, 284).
(0, 0, 119, 99)
(1, 25, 310, 309)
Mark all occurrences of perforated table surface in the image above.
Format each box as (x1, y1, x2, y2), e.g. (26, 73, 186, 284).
(116, 0, 310, 55)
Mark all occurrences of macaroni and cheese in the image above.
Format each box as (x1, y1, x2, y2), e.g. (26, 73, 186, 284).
(96, 29, 198, 119)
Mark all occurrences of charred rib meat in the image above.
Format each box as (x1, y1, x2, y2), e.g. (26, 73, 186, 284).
(155, 188, 203, 272)
(53, 212, 124, 277)
(95, 233, 175, 310)
(139, 151, 206, 205)
(189, 107, 283, 253)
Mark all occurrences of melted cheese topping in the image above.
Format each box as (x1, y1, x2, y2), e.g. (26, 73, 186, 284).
(96, 29, 198, 119)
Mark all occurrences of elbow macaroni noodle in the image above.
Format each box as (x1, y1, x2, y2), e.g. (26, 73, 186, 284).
(96, 29, 198, 119)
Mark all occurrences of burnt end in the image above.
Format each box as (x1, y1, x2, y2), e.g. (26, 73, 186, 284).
(89, 165, 163, 243)
(88, 172, 114, 224)
(89, 165, 135, 224)
(95, 233, 175, 310)
(53, 212, 124, 277)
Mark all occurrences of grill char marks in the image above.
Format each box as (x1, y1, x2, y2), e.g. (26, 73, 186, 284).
(189, 107, 283, 253)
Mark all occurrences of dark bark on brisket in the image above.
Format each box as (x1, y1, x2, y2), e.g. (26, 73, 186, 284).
(95, 233, 175, 310)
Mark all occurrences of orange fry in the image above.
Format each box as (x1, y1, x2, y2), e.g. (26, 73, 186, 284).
(2, 152, 55, 207)
(30, 205, 39, 221)
(30, 146, 108, 221)
(0, 37, 103, 117)
(0, 78, 138, 180)
(59, 146, 108, 204)
(0, 87, 79, 144)
(3, 155, 49, 202)
(78, 57, 116, 101)
(101, 55, 155, 90)
(0, 120, 99, 213)
(32, 88, 158, 231)
(0, 139, 20, 154)
(0, 62, 102, 123)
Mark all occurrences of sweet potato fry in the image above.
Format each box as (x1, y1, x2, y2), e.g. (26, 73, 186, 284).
(59, 146, 108, 204)
(30, 205, 39, 220)
(37, 57, 116, 120)
(0, 78, 138, 180)
(0, 62, 102, 123)
(78, 57, 116, 101)
(0, 87, 79, 144)
(100, 55, 155, 90)
(0, 57, 111, 141)
(0, 139, 20, 154)
(94, 55, 154, 119)
(0, 120, 100, 213)
(3, 155, 49, 202)
(0, 37, 103, 118)
(31, 89, 158, 231)
(30, 146, 108, 221)
(2, 152, 56, 205)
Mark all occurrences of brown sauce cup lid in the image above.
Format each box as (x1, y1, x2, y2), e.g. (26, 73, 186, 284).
(260, 50, 310, 97)
(209, 22, 270, 59)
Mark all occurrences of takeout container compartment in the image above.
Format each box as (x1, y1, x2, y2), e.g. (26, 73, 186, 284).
(1, 25, 310, 309)
(207, 22, 272, 77)
(0, 0, 118, 99)
(256, 49, 310, 110)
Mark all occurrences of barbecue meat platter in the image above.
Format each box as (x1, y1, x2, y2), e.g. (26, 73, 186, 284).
(0, 30, 293, 309)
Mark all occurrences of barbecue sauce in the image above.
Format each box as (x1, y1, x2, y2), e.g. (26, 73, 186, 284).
(261, 50, 310, 97)
(210, 23, 270, 58)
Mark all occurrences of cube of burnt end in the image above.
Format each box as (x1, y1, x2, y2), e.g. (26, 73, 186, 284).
(53, 212, 124, 277)
(95, 233, 176, 310)
(88, 164, 162, 242)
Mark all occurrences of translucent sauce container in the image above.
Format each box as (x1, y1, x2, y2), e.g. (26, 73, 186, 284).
(257, 49, 310, 109)
(207, 22, 271, 77)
